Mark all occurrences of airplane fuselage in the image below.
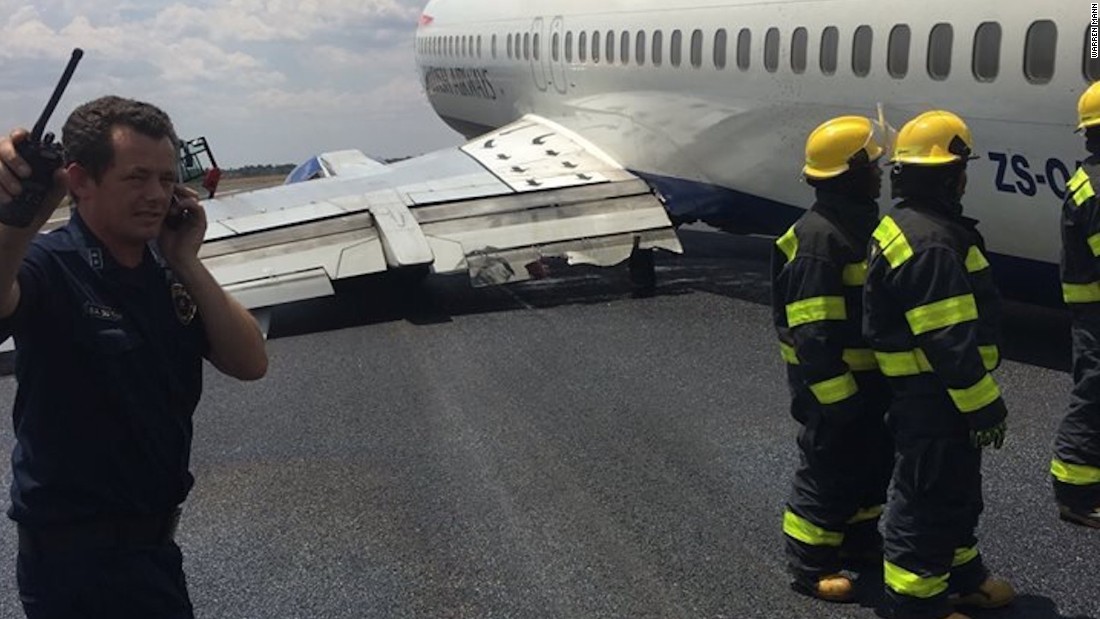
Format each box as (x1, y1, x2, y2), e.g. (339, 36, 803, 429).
(415, 1, 1092, 303)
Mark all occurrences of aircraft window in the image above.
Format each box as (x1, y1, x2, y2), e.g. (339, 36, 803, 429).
(478, 35, 483, 59)
(737, 28, 751, 70)
(524, 33, 531, 61)
(464, 36, 470, 57)
(852, 25, 872, 76)
(566, 32, 574, 63)
(671, 29, 683, 67)
(507, 34, 513, 59)
(607, 30, 615, 64)
(447, 36, 453, 57)
(715, 29, 727, 69)
(637, 31, 647, 65)
(972, 21, 1001, 82)
(1085, 25, 1100, 81)
(553, 32, 560, 62)
(765, 27, 779, 73)
(653, 30, 664, 66)
(820, 26, 838, 74)
(622, 31, 631, 64)
(691, 29, 703, 68)
(579, 31, 588, 62)
(1024, 20, 1056, 84)
(492, 34, 497, 59)
(888, 24, 911, 78)
(534, 33, 541, 61)
(593, 31, 601, 63)
(928, 23, 952, 79)
(791, 27, 808, 73)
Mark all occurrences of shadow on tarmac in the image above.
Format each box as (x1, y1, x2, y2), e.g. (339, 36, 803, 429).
(265, 227, 1072, 373)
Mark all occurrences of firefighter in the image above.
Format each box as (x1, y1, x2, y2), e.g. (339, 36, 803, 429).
(863, 110, 1014, 619)
(771, 115, 894, 602)
(1052, 81, 1100, 528)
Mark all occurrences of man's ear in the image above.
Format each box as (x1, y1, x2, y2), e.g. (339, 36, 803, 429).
(65, 163, 93, 202)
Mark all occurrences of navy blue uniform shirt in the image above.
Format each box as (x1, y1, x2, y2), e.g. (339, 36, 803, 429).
(0, 212, 208, 526)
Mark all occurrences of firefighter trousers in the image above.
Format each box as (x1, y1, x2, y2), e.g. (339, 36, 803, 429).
(882, 385, 988, 619)
(784, 370, 893, 585)
(1053, 316, 1100, 511)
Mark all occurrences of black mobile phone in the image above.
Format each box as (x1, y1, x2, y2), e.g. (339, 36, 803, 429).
(165, 194, 191, 230)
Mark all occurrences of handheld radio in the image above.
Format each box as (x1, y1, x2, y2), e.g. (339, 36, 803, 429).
(1, 48, 84, 228)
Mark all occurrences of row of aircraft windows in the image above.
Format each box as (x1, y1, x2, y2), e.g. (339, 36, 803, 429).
(418, 21, 1100, 84)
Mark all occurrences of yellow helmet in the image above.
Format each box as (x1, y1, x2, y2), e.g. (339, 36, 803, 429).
(1077, 81, 1100, 131)
(803, 116, 886, 180)
(890, 110, 976, 166)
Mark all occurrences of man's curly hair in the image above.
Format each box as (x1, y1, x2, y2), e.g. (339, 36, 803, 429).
(62, 96, 178, 181)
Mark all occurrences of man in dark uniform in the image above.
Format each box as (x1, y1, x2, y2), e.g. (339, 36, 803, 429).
(1052, 81, 1100, 528)
(772, 115, 893, 602)
(0, 96, 268, 617)
(863, 110, 1014, 619)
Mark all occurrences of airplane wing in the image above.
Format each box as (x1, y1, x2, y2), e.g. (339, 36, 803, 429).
(200, 113, 683, 310)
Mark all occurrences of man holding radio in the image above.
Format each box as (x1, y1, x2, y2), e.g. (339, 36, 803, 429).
(0, 95, 267, 618)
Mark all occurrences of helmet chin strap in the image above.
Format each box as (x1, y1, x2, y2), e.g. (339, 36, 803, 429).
(1086, 127, 1100, 156)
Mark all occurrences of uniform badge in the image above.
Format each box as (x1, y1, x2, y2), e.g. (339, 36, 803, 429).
(171, 283, 196, 325)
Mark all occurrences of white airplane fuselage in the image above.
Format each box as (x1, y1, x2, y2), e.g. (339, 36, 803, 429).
(415, 0, 1092, 303)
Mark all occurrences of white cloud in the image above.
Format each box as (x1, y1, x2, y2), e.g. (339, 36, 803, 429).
(0, 0, 460, 166)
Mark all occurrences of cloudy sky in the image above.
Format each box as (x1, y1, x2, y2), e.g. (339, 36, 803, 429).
(0, 0, 463, 167)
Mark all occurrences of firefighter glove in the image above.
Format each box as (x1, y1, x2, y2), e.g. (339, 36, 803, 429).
(970, 420, 1007, 450)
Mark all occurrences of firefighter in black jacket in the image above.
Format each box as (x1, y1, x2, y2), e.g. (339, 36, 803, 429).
(864, 110, 1014, 619)
(772, 116, 893, 602)
(1053, 81, 1100, 528)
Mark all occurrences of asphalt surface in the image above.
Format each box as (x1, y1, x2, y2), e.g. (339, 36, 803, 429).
(0, 227, 1094, 619)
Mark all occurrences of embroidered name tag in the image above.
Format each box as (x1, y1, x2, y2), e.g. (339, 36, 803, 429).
(84, 302, 122, 322)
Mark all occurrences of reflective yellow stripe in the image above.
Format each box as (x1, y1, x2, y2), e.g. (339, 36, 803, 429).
(783, 509, 843, 547)
(1089, 234, 1100, 258)
(842, 261, 867, 286)
(1063, 281, 1100, 303)
(1051, 458, 1100, 485)
(787, 296, 846, 327)
(884, 561, 949, 599)
(777, 226, 799, 263)
(1069, 168, 1093, 208)
(979, 345, 1000, 370)
(779, 343, 878, 372)
(843, 348, 878, 372)
(952, 546, 979, 567)
(847, 505, 884, 524)
(779, 342, 799, 364)
(1069, 168, 1089, 193)
(875, 349, 933, 376)
(873, 216, 914, 268)
(947, 373, 1001, 413)
(905, 294, 978, 335)
(1073, 179, 1091, 207)
(965, 246, 990, 273)
(878, 347, 998, 377)
(809, 372, 859, 405)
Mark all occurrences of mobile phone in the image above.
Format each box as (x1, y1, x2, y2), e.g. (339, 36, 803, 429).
(165, 194, 190, 230)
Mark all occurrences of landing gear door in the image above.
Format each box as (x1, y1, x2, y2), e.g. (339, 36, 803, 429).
(530, 17, 548, 92)
(550, 16, 567, 94)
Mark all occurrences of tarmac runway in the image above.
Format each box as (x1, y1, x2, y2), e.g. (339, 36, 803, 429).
(0, 227, 1094, 618)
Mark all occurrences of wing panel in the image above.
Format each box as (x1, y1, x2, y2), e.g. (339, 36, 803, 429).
(197, 114, 680, 308)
